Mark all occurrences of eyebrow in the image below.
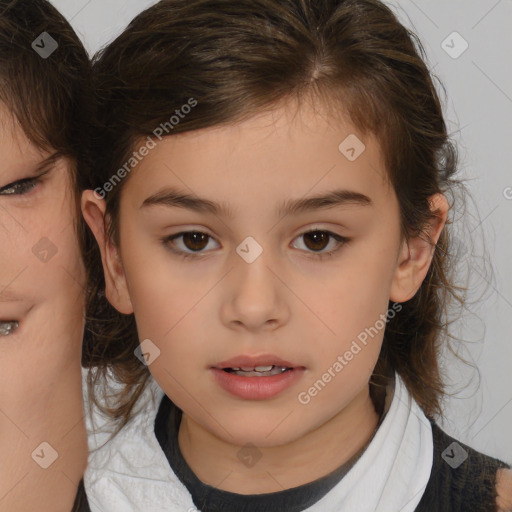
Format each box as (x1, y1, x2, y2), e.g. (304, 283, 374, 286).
(30, 153, 60, 177)
(140, 186, 372, 218)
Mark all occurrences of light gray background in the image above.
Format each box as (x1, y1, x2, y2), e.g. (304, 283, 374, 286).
(51, 0, 512, 462)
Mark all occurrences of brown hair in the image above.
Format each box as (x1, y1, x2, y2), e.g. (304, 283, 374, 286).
(0, 0, 93, 263)
(85, 0, 466, 431)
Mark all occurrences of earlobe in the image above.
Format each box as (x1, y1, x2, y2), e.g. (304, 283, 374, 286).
(81, 190, 134, 315)
(390, 193, 449, 303)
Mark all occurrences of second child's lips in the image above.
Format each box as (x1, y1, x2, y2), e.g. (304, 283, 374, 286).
(0, 320, 19, 336)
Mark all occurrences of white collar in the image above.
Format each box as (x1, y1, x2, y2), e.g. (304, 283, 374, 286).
(83, 371, 433, 512)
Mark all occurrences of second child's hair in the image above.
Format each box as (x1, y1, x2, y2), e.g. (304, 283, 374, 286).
(85, 0, 465, 431)
(0, 0, 93, 267)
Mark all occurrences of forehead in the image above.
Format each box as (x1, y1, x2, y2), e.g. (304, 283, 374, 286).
(123, 100, 392, 214)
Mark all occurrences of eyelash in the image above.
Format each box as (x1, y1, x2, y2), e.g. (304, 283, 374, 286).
(162, 230, 349, 261)
(0, 176, 41, 196)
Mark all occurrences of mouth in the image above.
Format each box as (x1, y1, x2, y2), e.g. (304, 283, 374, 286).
(211, 355, 305, 399)
(213, 355, 302, 376)
(222, 365, 293, 377)
(0, 320, 19, 336)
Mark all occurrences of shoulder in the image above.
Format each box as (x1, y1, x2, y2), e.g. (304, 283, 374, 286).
(415, 421, 511, 512)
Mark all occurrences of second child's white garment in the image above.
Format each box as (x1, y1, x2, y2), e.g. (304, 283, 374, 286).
(83, 371, 433, 512)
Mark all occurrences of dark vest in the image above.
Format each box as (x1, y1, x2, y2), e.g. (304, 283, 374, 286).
(415, 420, 509, 511)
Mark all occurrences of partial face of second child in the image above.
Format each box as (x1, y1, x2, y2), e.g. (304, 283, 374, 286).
(0, 105, 87, 507)
(0, 108, 86, 405)
(84, 99, 445, 489)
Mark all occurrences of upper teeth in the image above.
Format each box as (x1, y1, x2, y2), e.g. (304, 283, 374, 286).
(232, 365, 284, 372)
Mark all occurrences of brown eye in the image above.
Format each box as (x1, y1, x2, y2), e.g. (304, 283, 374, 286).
(181, 232, 210, 251)
(302, 231, 330, 252)
(292, 230, 347, 258)
(163, 231, 219, 258)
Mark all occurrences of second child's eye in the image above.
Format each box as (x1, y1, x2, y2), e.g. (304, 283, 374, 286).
(0, 178, 39, 196)
(162, 229, 348, 260)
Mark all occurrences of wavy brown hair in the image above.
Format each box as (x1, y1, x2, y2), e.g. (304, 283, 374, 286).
(84, 0, 466, 433)
(0, 0, 94, 268)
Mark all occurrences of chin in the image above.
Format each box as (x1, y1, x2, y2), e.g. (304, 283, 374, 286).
(208, 414, 306, 448)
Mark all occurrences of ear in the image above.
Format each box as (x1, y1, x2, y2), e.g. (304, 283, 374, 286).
(81, 190, 133, 315)
(390, 193, 449, 303)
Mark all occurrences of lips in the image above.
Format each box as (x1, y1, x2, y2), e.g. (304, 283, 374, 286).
(0, 297, 33, 336)
(211, 354, 306, 399)
(0, 320, 19, 336)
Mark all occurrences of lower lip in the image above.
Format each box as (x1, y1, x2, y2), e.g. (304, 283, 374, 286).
(210, 367, 305, 400)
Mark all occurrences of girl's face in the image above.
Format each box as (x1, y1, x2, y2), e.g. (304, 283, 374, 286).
(84, 100, 445, 448)
(0, 106, 86, 424)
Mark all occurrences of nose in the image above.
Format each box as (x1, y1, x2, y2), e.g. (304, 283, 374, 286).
(220, 245, 290, 333)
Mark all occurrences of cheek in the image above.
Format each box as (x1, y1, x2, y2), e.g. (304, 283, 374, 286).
(305, 238, 398, 325)
(0, 195, 85, 392)
(124, 252, 202, 342)
(296, 233, 399, 374)
(0, 196, 84, 302)
(31, 199, 85, 294)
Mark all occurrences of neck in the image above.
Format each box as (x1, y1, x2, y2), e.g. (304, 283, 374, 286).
(178, 385, 380, 494)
